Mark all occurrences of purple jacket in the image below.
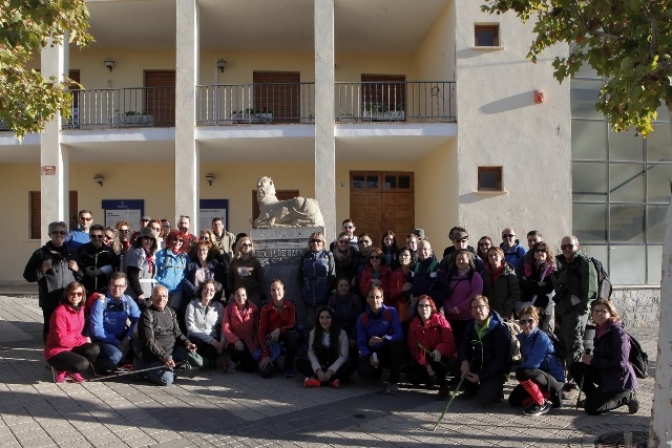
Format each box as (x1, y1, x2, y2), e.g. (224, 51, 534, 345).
(442, 271, 483, 320)
(591, 321, 638, 392)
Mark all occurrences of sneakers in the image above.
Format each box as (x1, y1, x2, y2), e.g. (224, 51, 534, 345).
(67, 372, 86, 383)
(328, 378, 341, 388)
(52, 367, 66, 383)
(523, 400, 551, 417)
(627, 392, 639, 414)
(304, 377, 321, 388)
(550, 390, 563, 409)
(437, 385, 450, 401)
(385, 383, 398, 395)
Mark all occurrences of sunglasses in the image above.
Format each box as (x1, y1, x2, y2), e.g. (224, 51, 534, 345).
(369, 255, 381, 260)
(90, 234, 104, 239)
(80, 217, 92, 221)
(502, 233, 515, 238)
(519, 318, 536, 325)
(478, 242, 490, 247)
(241, 243, 252, 247)
(309, 239, 322, 243)
(50, 231, 67, 235)
(119, 229, 130, 233)
(68, 292, 84, 297)
(534, 248, 547, 253)
(561, 244, 575, 250)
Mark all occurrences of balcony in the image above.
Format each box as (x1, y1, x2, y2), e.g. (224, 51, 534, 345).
(335, 81, 456, 123)
(64, 87, 176, 129)
(197, 83, 316, 126)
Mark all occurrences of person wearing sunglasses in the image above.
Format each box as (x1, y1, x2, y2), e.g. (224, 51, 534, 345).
(499, 228, 527, 268)
(330, 231, 360, 286)
(359, 247, 392, 303)
(509, 306, 565, 417)
(115, 221, 132, 256)
(24, 220, 83, 342)
(44, 281, 100, 383)
(331, 218, 358, 251)
(458, 295, 511, 404)
(124, 226, 159, 308)
(65, 210, 94, 250)
(553, 235, 598, 375)
(476, 236, 494, 266)
(228, 236, 265, 307)
(155, 230, 190, 328)
(299, 232, 336, 328)
(77, 224, 118, 295)
(519, 242, 556, 331)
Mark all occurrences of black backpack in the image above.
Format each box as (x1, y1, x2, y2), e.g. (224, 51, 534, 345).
(627, 333, 649, 379)
(532, 330, 566, 362)
(587, 256, 612, 299)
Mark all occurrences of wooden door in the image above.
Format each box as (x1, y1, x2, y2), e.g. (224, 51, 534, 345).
(253, 71, 300, 123)
(350, 172, 414, 245)
(144, 70, 176, 126)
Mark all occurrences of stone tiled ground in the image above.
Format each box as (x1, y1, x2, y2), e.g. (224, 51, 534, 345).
(0, 293, 657, 448)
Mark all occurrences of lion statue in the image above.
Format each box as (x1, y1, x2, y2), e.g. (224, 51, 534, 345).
(253, 176, 325, 228)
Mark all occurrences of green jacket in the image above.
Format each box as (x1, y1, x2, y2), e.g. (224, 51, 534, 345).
(553, 252, 598, 316)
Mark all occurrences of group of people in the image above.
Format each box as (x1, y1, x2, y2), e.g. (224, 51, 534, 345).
(25, 214, 640, 417)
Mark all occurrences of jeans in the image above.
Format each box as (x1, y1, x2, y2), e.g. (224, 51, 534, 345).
(95, 342, 124, 372)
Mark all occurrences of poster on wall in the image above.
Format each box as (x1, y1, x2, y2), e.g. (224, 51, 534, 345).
(199, 199, 229, 233)
(102, 200, 145, 232)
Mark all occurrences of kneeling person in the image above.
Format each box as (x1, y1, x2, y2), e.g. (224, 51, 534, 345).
(137, 285, 202, 385)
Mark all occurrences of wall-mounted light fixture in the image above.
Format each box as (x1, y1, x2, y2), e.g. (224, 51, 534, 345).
(216, 59, 227, 73)
(205, 173, 215, 186)
(94, 173, 105, 187)
(104, 57, 115, 72)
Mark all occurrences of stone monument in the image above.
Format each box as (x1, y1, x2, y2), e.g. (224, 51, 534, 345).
(251, 177, 326, 326)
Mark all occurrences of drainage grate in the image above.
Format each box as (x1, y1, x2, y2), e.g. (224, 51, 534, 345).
(594, 431, 648, 448)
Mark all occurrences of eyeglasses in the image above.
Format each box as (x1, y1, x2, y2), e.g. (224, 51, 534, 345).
(369, 255, 381, 260)
(119, 229, 130, 233)
(502, 233, 515, 238)
(241, 243, 252, 247)
(470, 305, 487, 310)
(369, 295, 383, 299)
(561, 244, 575, 250)
(417, 304, 432, 308)
(309, 239, 322, 243)
(50, 231, 67, 235)
(519, 318, 536, 325)
(90, 234, 104, 239)
(68, 292, 84, 297)
(80, 217, 92, 221)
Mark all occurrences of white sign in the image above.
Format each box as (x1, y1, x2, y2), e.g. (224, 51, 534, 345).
(199, 208, 227, 234)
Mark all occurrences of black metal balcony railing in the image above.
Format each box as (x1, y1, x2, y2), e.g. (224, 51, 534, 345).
(335, 81, 456, 123)
(197, 83, 315, 126)
(64, 87, 176, 129)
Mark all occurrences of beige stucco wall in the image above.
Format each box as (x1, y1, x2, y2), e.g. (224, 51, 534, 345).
(414, 1, 455, 82)
(335, 53, 415, 82)
(199, 50, 316, 85)
(454, 0, 572, 248)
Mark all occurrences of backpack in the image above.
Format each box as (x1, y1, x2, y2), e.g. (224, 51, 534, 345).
(627, 333, 649, 379)
(532, 330, 566, 362)
(503, 319, 522, 361)
(587, 256, 612, 299)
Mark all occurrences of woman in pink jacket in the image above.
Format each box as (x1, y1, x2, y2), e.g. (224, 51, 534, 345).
(407, 295, 457, 400)
(44, 281, 100, 383)
(222, 287, 259, 372)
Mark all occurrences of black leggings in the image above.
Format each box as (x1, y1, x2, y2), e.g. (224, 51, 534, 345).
(357, 339, 404, 384)
(227, 343, 258, 372)
(407, 356, 457, 386)
(569, 361, 635, 415)
(509, 368, 563, 406)
(47, 343, 100, 374)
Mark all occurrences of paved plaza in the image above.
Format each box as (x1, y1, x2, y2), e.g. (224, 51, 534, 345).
(0, 288, 657, 448)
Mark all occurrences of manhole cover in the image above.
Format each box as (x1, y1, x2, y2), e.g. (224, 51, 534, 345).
(594, 431, 648, 448)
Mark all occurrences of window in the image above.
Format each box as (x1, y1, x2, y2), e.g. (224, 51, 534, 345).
(475, 25, 499, 47)
(477, 167, 503, 191)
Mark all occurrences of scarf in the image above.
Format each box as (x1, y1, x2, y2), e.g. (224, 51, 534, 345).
(144, 248, 155, 275)
(486, 262, 505, 284)
(333, 246, 353, 265)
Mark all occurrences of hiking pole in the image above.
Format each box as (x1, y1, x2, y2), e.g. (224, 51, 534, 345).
(417, 343, 450, 370)
(433, 374, 464, 432)
(87, 361, 186, 382)
(575, 348, 591, 409)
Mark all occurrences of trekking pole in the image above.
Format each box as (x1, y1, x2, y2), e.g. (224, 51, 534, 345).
(87, 361, 186, 382)
(433, 374, 464, 431)
(417, 343, 450, 370)
(575, 348, 591, 409)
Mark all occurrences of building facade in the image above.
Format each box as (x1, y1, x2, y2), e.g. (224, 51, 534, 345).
(0, 0, 661, 293)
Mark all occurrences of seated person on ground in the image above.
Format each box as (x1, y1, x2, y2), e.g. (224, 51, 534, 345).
(458, 295, 511, 405)
(135, 285, 201, 386)
(44, 281, 100, 383)
(328, 277, 362, 359)
(296, 305, 355, 388)
(87, 272, 141, 373)
(407, 295, 457, 400)
(258, 279, 300, 378)
(568, 299, 639, 415)
(186, 280, 224, 367)
(356, 286, 404, 395)
(222, 287, 260, 372)
(509, 306, 565, 417)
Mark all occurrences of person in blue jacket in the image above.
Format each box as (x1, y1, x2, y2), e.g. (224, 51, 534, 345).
(509, 306, 565, 417)
(356, 285, 404, 395)
(88, 272, 141, 372)
(500, 228, 527, 267)
(298, 232, 335, 329)
(459, 295, 511, 405)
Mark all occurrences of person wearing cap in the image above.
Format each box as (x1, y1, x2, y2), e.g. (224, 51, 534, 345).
(412, 228, 426, 241)
(129, 215, 152, 245)
(124, 226, 158, 309)
(441, 227, 484, 272)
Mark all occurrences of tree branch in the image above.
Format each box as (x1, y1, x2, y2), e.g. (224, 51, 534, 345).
(569, 0, 618, 40)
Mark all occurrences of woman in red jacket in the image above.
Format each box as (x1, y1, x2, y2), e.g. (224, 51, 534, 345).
(407, 295, 457, 400)
(222, 287, 259, 372)
(359, 247, 392, 301)
(44, 281, 100, 383)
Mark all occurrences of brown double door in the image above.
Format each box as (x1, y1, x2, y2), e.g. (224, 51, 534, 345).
(349, 171, 414, 245)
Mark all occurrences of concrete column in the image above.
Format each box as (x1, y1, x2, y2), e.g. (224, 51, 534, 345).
(40, 38, 69, 241)
(175, 0, 199, 230)
(314, 0, 336, 240)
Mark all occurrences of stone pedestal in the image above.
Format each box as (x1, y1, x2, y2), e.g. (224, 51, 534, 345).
(250, 227, 324, 327)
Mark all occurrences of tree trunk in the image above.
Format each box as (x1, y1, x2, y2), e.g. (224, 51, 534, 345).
(648, 110, 672, 447)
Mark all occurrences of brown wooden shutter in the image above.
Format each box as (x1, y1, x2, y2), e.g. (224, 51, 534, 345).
(144, 70, 176, 126)
(30, 191, 78, 239)
(252, 71, 300, 123)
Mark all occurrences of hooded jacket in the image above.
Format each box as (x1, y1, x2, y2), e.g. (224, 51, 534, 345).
(517, 327, 565, 382)
(407, 312, 456, 367)
(459, 310, 511, 382)
(44, 303, 89, 361)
